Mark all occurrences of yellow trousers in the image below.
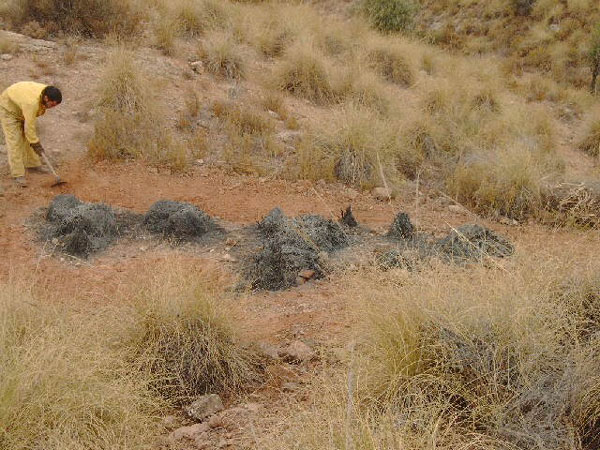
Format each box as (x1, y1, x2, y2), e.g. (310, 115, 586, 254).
(0, 106, 41, 178)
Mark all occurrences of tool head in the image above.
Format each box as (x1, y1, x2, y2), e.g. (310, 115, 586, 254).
(51, 177, 67, 187)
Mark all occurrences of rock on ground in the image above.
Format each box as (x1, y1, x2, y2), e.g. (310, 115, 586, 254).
(170, 422, 210, 441)
(185, 394, 225, 421)
(279, 340, 315, 363)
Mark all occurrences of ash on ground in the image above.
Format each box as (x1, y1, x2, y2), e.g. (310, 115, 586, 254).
(379, 213, 514, 268)
(434, 224, 514, 262)
(41, 194, 119, 258)
(144, 200, 217, 241)
(246, 208, 349, 291)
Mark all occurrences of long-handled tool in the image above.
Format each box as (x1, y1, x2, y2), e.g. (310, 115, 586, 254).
(40, 152, 67, 187)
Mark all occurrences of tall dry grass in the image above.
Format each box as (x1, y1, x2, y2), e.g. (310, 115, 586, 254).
(416, 0, 600, 89)
(0, 262, 259, 449)
(1, 0, 144, 37)
(88, 47, 187, 170)
(259, 250, 600, 449)
(131, 264, 260, 404)
(0, 278, 162, 450)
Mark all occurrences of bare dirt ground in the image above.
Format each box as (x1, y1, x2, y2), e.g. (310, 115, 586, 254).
(2, 35, 600, 449)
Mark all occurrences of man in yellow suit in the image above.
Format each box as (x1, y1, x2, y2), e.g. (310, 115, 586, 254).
(0, 82, 62, 187)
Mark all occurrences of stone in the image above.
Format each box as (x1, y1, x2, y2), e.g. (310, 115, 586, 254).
(208, 414, 224, 428)
(170, 422, 210, 441)
(194, 434, 210, 448)
(346, 188, 359, 200)
(222, 253, 237, 262)
(0, 54, 12, 61)
(242, 402, 263, 413)
(257, 342, 280, 360)
(190, 60, 204, 73)
(185, 394, 225, 421)
(276, 130, 302, 145)
(282, 382, 300, 392)
(279, 340, 315, 363)
(266, 363, 298, 382)
(372, 187, 392, 201)
(298, 269, 316, 280)
(448, 204, 464, 213)
(162, 415, 180, 430)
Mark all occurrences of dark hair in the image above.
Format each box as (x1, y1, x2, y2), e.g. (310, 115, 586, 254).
(43, 86, 62, 103)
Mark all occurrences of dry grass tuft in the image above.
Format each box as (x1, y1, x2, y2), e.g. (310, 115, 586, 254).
(0, 262, 260, 447)
(301, 105, 401, 188)
(88, 48, 187, 170)
(273, 43, 337, 105)
(170, 0, 230, 36)
(366, 42, 416, 87)
(200, 32, 246, 80)
(131, 264, 260, 403)
(0, 33, 18, 54)
(0, 278, 163, 450)
(578, 116, 600, 157)
(448, 147, 545, 219)
(261, 254, 600, 449)
(3, 0, 144, 37)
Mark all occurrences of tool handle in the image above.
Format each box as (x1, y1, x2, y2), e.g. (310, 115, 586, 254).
(40, 152, 59, 178)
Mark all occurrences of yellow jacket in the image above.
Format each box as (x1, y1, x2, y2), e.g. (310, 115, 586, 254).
(0, 81, 47, 145)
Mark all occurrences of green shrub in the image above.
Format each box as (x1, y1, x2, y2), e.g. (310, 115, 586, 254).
(361, 0, 419, 33)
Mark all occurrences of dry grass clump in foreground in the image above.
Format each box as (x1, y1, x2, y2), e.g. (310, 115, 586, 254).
(131, 263, 260, 404)
(0, 263, 259, 449)
(0, 277, 163, 450)
(88, 47, 187, 170)
(259, 252, 600, 449)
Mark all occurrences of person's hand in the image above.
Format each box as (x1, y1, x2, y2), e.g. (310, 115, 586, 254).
(31, 142, 44, 155)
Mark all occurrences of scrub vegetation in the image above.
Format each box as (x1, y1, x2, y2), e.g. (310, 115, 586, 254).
(259, 253, 600, 450)
(3, 0, 598, 221)
(1, 1, 600, 448)
(0, 263, 258, 449)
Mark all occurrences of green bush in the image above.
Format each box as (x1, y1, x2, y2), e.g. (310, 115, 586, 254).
(361, 0, 419, 33)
